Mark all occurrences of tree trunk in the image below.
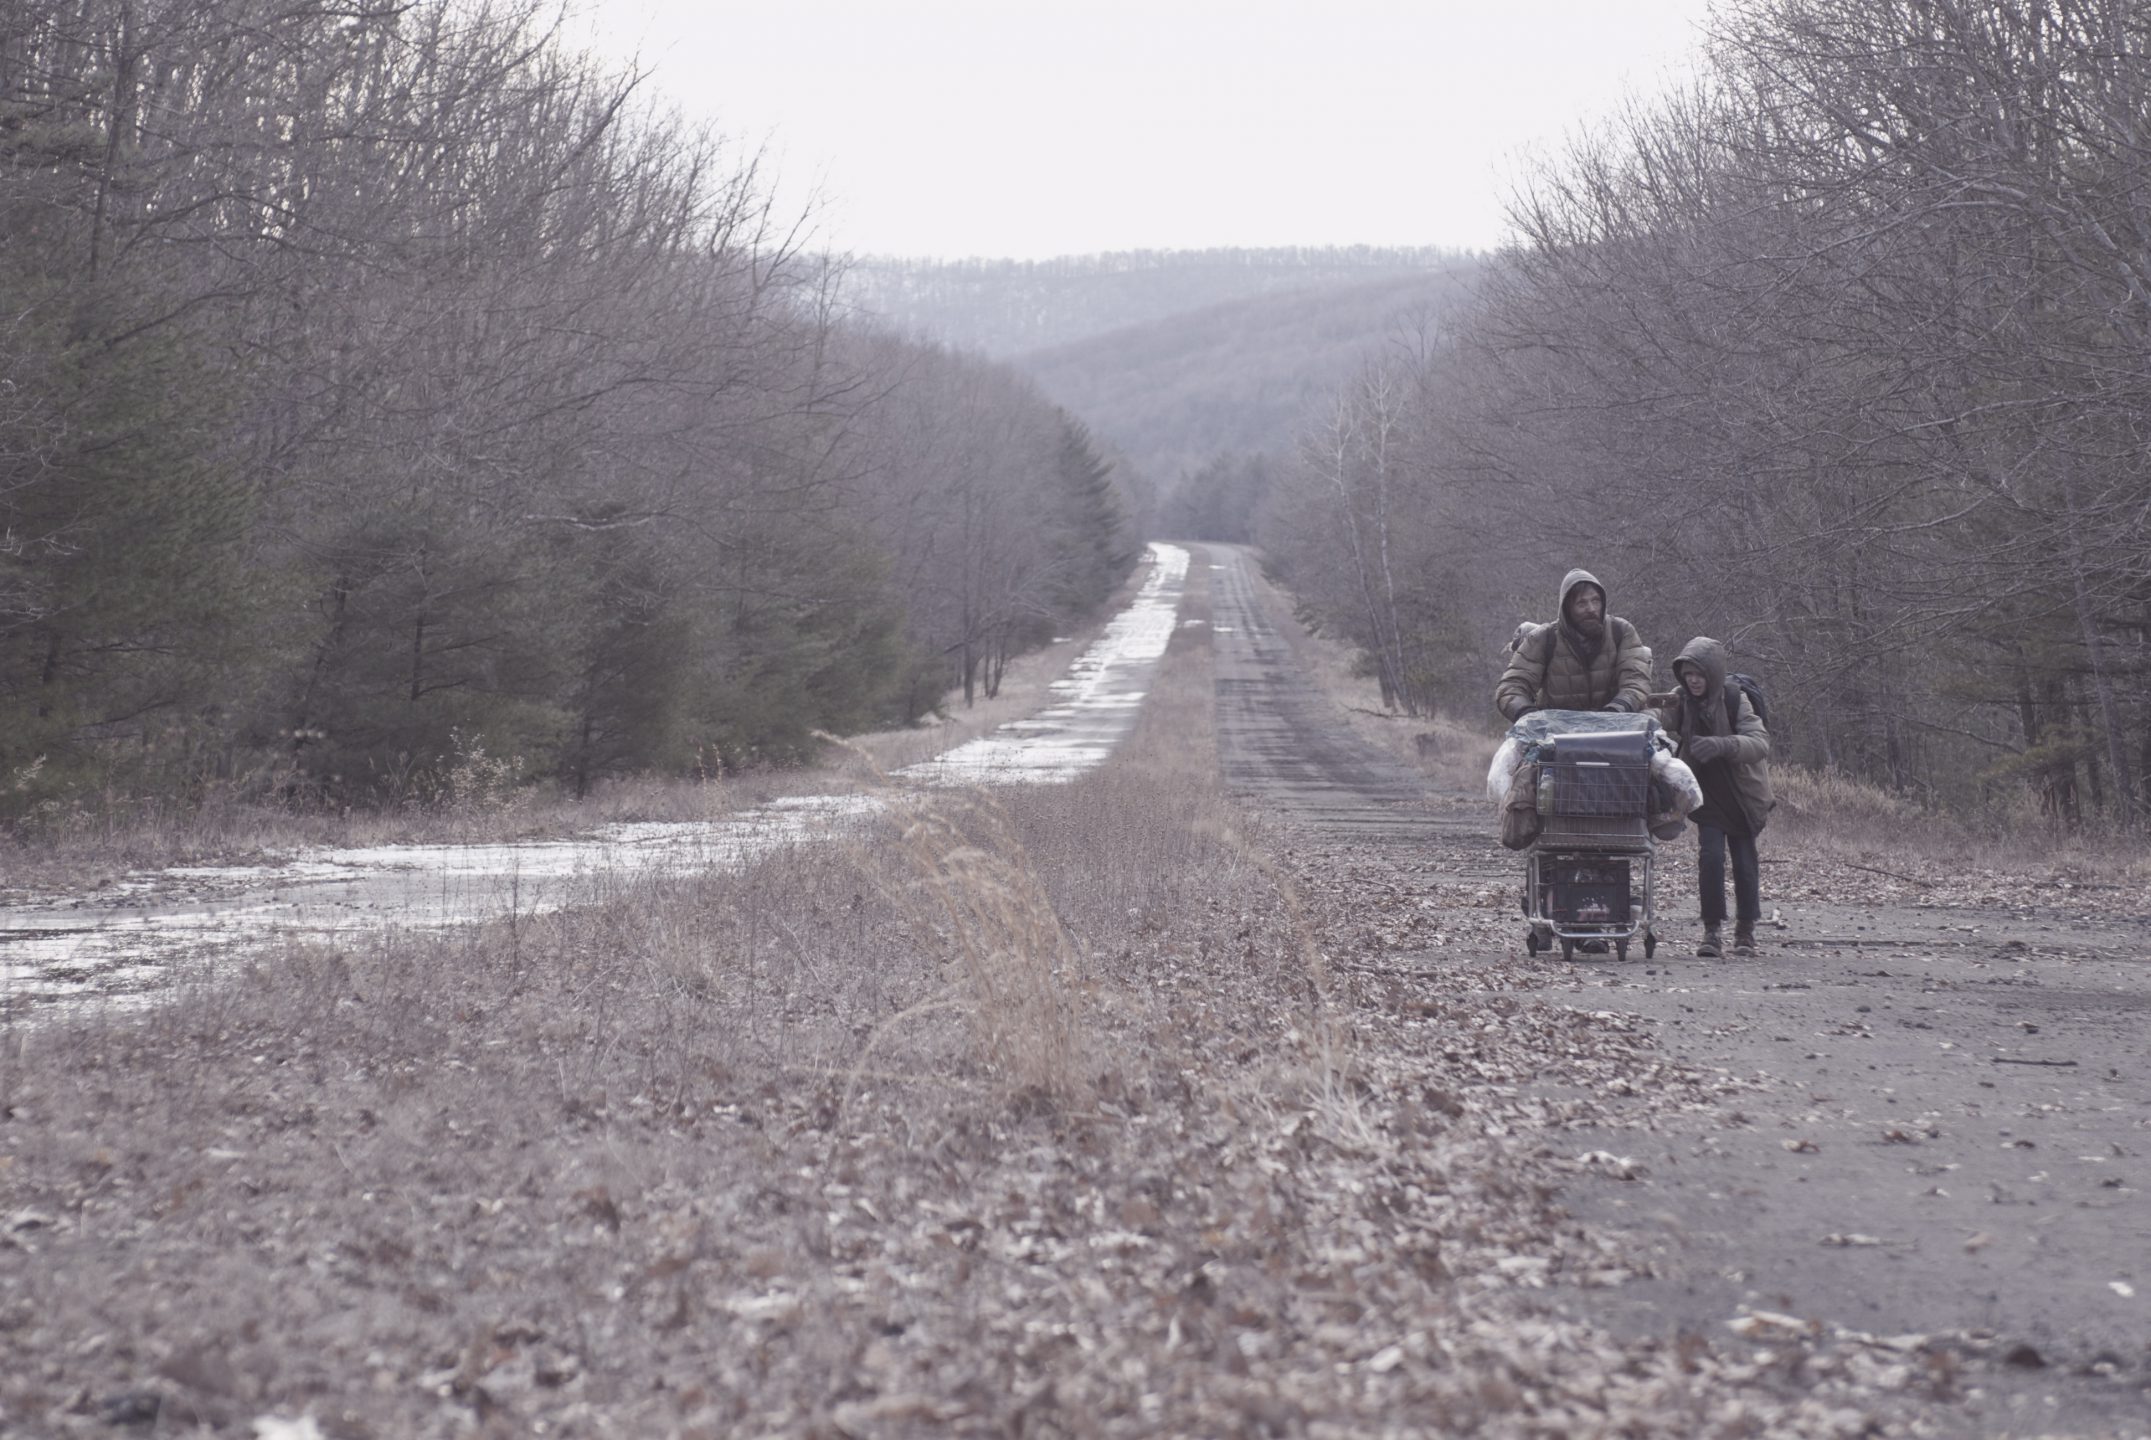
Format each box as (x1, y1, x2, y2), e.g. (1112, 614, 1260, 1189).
(2059, 484, 2136, 827)
(291, 580, 349, 754)
(86, 2, 136, 282)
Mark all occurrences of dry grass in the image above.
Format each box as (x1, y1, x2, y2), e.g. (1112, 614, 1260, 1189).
(1769, 761, 1931, 838)
(862, 790, 1090, 1103)
(1770, 761, 2150, 889)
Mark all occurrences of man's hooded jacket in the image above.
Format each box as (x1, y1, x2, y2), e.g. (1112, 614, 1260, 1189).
(1494, 568, 1653, 720)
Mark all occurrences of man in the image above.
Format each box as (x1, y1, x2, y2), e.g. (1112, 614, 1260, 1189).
(1661, 636, 1772, 957)
(1494, 568, 1653, 721)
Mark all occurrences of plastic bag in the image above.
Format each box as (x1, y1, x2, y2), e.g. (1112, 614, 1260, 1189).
(1486, 735, 1525, 807)
(1506, 708, 1660, 747)
(1650, 750, 1703, 815)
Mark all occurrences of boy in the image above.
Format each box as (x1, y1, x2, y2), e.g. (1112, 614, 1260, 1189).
(1662, 637, 1772, 957)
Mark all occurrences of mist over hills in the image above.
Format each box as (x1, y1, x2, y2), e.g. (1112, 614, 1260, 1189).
(842, 247, 1485, 532)
(841, 245, 1472, 359)
(1018, 264, 1480, 499)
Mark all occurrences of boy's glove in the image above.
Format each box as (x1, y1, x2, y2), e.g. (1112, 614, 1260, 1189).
(1685, 735, 1728, 763)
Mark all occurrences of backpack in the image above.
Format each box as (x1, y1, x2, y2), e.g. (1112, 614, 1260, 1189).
(1724, 671, 1769, 729)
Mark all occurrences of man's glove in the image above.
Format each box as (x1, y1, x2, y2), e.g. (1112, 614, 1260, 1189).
(1602, 697, 1633, 713)
(1510, 704, 1540, 721)
(1685, 735, 1728, 763)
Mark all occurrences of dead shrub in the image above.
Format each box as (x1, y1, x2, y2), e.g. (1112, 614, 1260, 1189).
(1770, 763, 1922, 836)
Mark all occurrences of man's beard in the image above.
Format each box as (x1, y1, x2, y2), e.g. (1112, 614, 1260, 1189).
(1569, 612, 1605, 637)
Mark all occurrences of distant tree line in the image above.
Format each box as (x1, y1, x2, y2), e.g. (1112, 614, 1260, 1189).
(0, 0, 1131, 815)
(1261, 0, 2150, 828)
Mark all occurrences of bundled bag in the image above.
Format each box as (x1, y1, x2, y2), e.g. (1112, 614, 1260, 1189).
(1650, 750, 1703, 813)
(1485, 735, 1526, 807)
(1647, 749, 1701, 841)
(1500, 761, 1543, 850)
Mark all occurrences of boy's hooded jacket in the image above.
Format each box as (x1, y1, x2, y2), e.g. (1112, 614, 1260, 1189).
(1495, 568, 1653, 720)
(1667, 635, 1773, 836)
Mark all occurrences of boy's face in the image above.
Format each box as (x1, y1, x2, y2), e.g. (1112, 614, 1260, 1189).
(1684, 669, 1708, 696)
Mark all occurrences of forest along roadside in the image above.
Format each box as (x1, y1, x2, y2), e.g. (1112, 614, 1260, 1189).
(1201, 543, 2151, 1435)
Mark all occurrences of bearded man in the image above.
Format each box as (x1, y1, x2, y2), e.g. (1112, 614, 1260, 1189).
(1494, 568, 1653, 721)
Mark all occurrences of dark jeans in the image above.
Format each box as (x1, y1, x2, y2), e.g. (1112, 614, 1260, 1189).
(1697, 823, 1760, 931)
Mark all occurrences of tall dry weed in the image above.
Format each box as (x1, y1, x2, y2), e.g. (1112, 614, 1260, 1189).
(865, 790, 1089, 1103)
(1770, 762, 1920, 835)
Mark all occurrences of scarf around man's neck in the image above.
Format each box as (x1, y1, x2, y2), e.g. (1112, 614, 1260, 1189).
(1562, 617, 1605, 667)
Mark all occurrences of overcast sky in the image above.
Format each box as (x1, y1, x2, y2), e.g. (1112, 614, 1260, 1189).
(572, 0, 1715, 261)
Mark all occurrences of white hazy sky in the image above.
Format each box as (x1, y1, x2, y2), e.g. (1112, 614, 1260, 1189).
(571, 0, 1715, 260)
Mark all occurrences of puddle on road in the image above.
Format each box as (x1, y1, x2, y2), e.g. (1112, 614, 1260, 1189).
(901, 543, 1185, 787)
(2, 545, 1189, 1014)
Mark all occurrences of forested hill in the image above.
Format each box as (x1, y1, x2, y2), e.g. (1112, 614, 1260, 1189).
(0, 1, 1137, 815)
(1016, 263, 1482, 498)
(843, 246, 1472, 358)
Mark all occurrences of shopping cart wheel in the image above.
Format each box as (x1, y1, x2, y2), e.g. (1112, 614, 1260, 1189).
(1616, 939, 1630, 962)
(1643, 930, 1657, 960)
(1559, 936, 1576, 962)
(1524, 928, 1540, 956)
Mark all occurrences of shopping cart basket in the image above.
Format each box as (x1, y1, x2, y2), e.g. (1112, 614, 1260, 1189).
(1510, 714, 1659, 961)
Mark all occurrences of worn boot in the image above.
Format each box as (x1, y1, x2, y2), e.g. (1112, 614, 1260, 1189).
(1696, 924, 1722, 959)
(1733, 925, 1756, 957)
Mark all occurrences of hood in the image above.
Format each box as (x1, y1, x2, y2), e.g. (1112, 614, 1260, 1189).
(1673, 635, 1729, 703)
(1558, 568, 1606, 619)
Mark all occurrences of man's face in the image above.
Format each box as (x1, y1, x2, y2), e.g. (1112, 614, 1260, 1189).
(1684, 669, 1708, 696)
(1566, 586, 1605, 631)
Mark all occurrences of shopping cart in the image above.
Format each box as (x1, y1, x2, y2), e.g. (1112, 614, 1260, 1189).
(1510, 712, 1659, 962)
